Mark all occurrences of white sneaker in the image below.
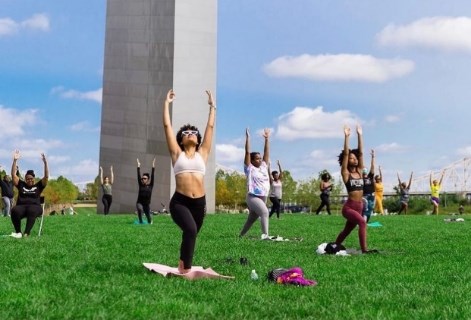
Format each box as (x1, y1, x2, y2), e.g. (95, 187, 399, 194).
(10, 232, 22, 239)
(261, 234, 269, 240)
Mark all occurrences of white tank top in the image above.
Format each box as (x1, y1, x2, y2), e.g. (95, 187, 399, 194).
(173, 152, 206, 176)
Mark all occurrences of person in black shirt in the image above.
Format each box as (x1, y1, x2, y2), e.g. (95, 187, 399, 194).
(0, 173, 14, 217)
(10, 150, 49, 238)
(362, 149, 376, 222)
(136, 157, 155, 224)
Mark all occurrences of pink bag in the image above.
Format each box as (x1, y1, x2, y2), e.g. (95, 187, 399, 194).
(273, 267, 317, 286)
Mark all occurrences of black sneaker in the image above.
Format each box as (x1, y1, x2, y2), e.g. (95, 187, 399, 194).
(363, 249, 379, 254)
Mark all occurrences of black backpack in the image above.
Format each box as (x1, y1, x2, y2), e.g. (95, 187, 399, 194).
(324, 242, 346, 254)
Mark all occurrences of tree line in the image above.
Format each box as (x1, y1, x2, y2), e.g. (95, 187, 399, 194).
(215, 169, 343, 212)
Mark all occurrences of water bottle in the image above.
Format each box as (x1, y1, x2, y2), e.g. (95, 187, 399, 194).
(250, 269, 259, 281)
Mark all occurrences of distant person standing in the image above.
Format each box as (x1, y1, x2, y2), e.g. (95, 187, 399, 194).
(430, 170, 446, 215)
(0, 173, 14, 217)
(397, 172, 413, 215)
(136, 157, 155, 224)
(268, 160, 283, 219)
(315, 172, 332, 215)
(362, 149, 375, 222)
(374, 166, 384, 215)
(239, 128, 272, 239)
(100, 166, 114, 215)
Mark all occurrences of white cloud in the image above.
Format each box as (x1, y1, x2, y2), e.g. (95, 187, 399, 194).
(0, 105, 39, 138)
(21, 13, 50, 32)
(377, 16, 471, 53)
(0, 18, 18, 36)
(263, 54, 414, 82)
(0, 13, 49, 37)
(70, 121, 100, 132)
(456, 146, 471, 157)
(385, 114, 401, 123)
(216, 144, 244, 164)
(375, 142, 408, 153)
(274, 106, 360, 141)
(51, 86, 103, 104)
(56, 159, 98, 177)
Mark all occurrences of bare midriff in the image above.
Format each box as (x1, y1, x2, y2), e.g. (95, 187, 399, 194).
(175, 172, 205, 198)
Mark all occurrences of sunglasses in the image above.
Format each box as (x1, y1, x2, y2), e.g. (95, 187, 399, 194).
(181, 130, 198, 136)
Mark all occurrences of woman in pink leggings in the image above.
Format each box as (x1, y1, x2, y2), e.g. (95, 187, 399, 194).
(334, 125, 377, 254)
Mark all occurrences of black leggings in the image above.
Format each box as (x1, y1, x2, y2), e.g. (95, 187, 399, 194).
(269, 197, 281, 218)
(102, 194, 112, 215)
(136, 202, 152, 223)
(169, 192, 206, 269)
(11, 204, 43, 235)
(316, 193, 331, 215)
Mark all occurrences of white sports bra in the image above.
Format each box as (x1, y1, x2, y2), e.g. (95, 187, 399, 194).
(173, 152, 206, 175)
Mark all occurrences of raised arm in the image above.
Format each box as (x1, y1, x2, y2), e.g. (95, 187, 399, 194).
(163, 89, 181, 163)
(137, 159, 141, 183)
(41, 153, 49, 186)
(407, 171, 413, 189)
(150, 157, 156, 186)
(397, 172, 402, 188)
(439, 169, 446, 185)
(199, 90, 216, 162)
(341, 125, 351, 182)
(99, 166, 104, 185)
(378, 165, 382, 180)
(356, 124, 364, 171)
(244, 128, 251, 167)
(262, 128, 270, 164)
(11, 150, 20, 187)
(110, 166, 114, 184)
(369, 149, 375, 175)
(277, 160, 283, 181)
(429, 171, 433, 187)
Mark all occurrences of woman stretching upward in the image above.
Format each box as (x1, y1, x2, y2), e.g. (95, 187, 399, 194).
(333, 125, 376, 253)
(268, 160, 283, 219)
(430, 170, 446, 215)
(100, 166, 114, 215)
(397, 171, 413, 215)
(136, 157, 155, 224)
(239, 128, 271, 239)
(10, 150, 49, 238)
(374, 166, 384, 215)
(163, 89, 215, 274)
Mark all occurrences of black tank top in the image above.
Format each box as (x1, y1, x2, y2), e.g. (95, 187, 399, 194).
(345, 174, 364, 193)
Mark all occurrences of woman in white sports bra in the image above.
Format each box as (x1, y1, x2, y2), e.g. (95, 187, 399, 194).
(163, 89, 216, 274)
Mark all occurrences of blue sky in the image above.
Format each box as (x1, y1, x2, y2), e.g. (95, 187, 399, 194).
(2, 1, 471, 192)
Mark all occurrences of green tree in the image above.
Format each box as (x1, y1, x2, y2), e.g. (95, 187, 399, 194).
(42, 176, 79, 205)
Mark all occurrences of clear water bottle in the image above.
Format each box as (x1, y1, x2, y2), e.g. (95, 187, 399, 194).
(250, 269, 259, 281)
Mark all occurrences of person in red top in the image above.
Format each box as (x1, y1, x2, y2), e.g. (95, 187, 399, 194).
(10, 150, 49, 238)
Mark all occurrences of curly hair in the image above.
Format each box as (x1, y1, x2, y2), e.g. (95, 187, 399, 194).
(321, 172, 331, 181)
(337, 148, 360, 166)
(176, 124, 202, 151)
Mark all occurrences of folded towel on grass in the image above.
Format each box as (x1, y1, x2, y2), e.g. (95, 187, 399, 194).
(143, 263, 234, 280)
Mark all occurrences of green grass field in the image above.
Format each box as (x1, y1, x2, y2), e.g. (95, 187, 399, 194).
(1, 209, 471, 319)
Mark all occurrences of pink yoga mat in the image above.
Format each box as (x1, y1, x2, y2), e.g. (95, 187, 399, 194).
(143, 263, 235, 280)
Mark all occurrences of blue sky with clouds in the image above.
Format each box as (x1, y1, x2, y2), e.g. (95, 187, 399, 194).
(2, 0, 471, 192)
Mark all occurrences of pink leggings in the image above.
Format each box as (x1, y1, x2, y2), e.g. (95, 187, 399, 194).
(335, 199, 367, 252)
